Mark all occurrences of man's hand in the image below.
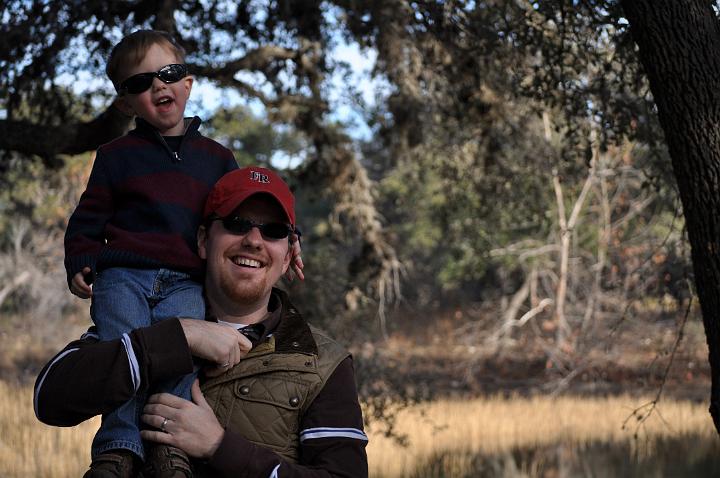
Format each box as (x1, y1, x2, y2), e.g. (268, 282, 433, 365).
(140, 380, 224, 459)
(179, 319, 251, 375)
(70, 267, 93, 298)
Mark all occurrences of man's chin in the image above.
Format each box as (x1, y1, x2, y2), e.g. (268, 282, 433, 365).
(220, 280, 268, 305)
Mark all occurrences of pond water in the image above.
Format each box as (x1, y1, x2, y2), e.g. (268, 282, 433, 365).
(402, 434, 720, 478)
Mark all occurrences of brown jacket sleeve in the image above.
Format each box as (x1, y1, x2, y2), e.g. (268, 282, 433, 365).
(34, 318, 194, 426)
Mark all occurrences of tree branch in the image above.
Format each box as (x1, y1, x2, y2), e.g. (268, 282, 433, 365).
(0, 102, 132, 163)
(191, 45, 299, 84)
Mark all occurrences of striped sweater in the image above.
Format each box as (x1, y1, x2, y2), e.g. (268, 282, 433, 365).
(64, 116, 237, 285)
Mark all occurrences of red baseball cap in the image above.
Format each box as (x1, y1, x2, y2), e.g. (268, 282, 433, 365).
(203, 166, 295, 226)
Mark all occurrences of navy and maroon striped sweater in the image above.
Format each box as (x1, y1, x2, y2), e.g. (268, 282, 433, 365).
(64, 116, 238, 286)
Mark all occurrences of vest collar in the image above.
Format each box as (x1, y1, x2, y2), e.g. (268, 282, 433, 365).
(271, 288, 318, 356)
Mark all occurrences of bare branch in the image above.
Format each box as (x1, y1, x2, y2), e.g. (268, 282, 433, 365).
(622, 292, 693, 436)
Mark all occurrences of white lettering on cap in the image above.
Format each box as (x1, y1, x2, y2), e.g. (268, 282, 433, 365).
(250, 171, 270, 184)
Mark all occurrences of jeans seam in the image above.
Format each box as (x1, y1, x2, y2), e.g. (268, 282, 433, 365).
(94, 439, 145, 460)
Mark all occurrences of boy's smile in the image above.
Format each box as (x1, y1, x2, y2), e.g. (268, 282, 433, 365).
(118, 43, 193, 136)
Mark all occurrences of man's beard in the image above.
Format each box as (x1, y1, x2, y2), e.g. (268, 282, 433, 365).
(218, 269, 270, 305)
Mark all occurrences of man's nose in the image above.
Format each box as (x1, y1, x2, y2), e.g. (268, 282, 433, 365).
(240, 224, 264, 246)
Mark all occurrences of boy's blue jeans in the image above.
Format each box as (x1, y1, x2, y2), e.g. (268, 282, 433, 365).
(89, 267, 205, 460)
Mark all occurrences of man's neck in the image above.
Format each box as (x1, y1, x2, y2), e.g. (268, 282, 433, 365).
(207, 295, 272, 325)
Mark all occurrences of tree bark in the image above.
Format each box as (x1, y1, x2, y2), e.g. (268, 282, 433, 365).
(622, 0, 720, 435)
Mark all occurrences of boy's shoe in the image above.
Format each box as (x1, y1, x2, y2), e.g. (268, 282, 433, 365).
(142, 444, 193, 478)
(83, 449, 139, 478)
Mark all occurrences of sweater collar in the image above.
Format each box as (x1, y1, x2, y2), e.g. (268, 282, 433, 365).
(130, 116, 202, 140)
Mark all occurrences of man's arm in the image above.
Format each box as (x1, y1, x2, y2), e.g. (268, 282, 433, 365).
(34, 318, 193, 426)
(34, 319, 250, 426)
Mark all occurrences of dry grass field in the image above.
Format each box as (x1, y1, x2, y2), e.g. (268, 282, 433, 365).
(0, 380, 98, 477)
(365, 394, 717, 477)
(1, 378, 716, 478)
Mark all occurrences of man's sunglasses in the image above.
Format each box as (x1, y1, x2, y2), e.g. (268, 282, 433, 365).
(118, 64, 188, 95)
(214, 216, 292, 240)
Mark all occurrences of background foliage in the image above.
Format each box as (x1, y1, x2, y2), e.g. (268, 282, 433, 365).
(0, 1, 697, 406)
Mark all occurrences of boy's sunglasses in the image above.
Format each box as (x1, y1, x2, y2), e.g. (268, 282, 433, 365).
(214, 216, 292, 240)
(118, 64, 188, 95)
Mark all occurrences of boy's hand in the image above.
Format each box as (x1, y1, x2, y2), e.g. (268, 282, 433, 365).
(70, 267, 93, 299)
(285, 233, 304, 281)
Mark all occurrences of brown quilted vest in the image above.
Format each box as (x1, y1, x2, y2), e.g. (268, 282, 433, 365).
(196, 300, 349, 470)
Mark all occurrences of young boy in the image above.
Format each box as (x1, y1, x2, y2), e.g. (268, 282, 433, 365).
(65, 30, 301, 477)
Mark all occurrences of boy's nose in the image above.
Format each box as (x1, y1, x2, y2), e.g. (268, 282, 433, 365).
(151, 77, 167, 91)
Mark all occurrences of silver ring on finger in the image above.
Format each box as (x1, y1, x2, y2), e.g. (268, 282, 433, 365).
(221, 362, 230, 368)
(160, 417, 169, 432)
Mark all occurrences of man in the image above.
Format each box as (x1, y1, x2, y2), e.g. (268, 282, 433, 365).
(34, 166, 369, 478)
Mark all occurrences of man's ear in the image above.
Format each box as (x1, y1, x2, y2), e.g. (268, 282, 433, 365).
(112, 96, 135, 117)
(197, 225, 208, 259)
(282, 247, 291, 275)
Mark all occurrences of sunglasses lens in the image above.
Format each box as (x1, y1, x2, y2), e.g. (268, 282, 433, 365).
(158, 64, 187, 83)
(260, 223, 291, 239)
(222, 217, 253, 235)
(121, 73, 155, 94)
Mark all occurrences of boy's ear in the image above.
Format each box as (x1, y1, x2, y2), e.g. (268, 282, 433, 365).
(112, 97, 135, 117)
(182, 76, 194, 97)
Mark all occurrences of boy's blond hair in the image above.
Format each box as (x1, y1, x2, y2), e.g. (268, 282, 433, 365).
(106, 30, 186, 91)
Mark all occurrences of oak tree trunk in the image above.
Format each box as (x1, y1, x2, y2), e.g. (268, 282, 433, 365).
(622, 0, 720, 434)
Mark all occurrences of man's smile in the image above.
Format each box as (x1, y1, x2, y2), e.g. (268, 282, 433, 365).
(230, 256, 263, 268)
